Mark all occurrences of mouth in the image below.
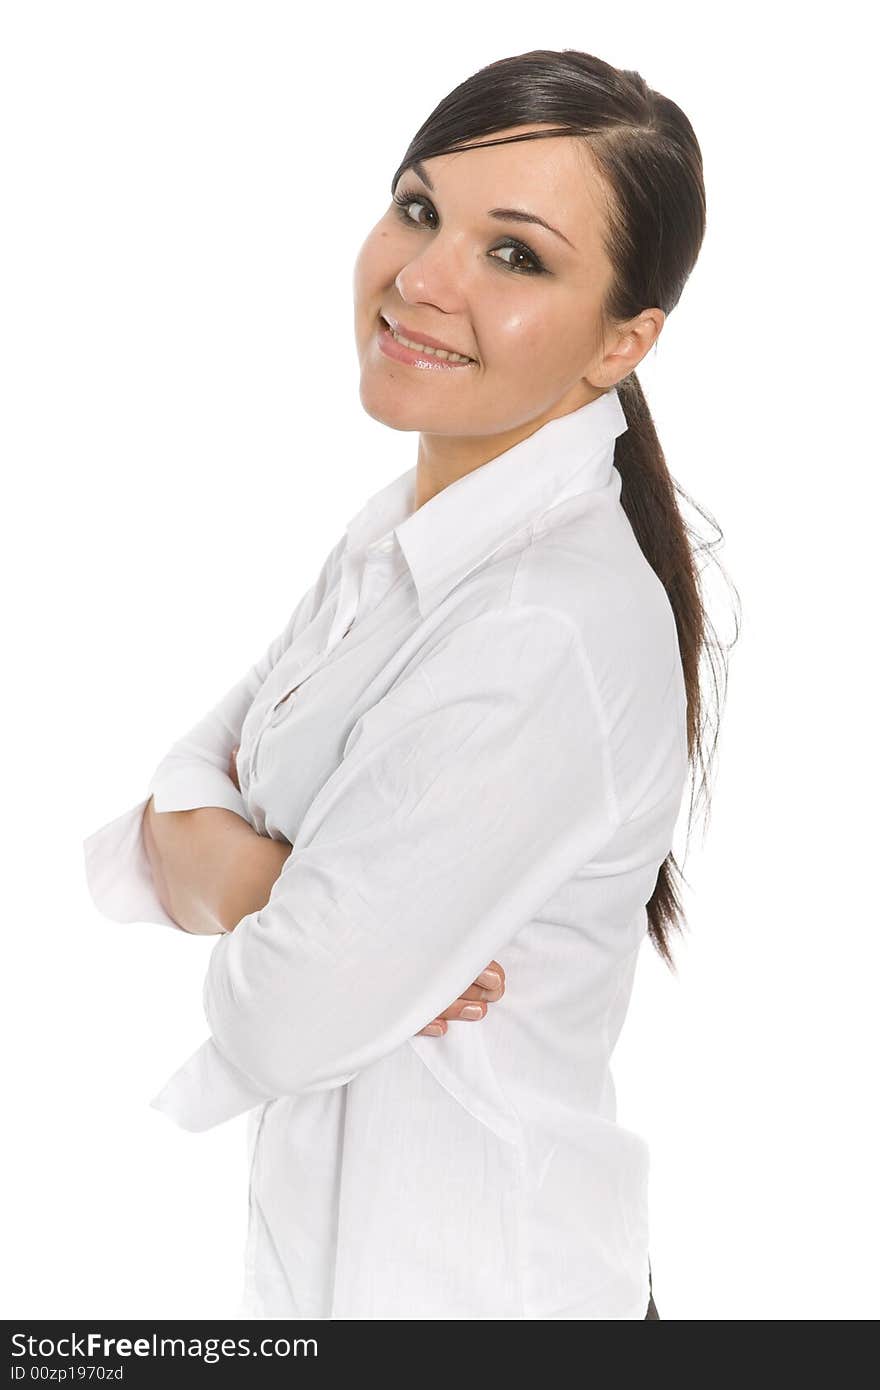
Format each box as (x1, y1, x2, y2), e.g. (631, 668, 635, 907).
(377, 313, 477, 369)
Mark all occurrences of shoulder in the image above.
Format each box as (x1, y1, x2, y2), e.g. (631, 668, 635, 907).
(411, 600, 589, 708)
(428, 484, 687, 818)
(520, 485, 676, 669)
(441, 477, 680, 695)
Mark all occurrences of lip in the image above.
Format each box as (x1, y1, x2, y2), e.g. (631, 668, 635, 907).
(378, 312, 476, 367)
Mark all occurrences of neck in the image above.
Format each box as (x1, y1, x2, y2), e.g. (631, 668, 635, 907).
(414, 430, 522, 510)
(413, 385, 605, 510)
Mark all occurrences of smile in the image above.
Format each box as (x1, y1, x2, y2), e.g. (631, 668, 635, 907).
(377, 315, 476, 370)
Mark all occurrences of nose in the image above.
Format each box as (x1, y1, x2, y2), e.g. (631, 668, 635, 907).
(394, 233, 470, 313)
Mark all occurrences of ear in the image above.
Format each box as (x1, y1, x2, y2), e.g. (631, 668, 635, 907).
(590, 308, 666, 389)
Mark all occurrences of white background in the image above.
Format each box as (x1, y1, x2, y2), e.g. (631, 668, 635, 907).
(2, 1, 877, 1321)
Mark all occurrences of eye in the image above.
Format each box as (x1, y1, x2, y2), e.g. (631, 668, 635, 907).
(391, 187, 547, 277)
(393, 190, 437, 230)
(489, 244, 543, 276)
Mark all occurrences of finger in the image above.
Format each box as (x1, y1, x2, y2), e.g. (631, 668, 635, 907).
(476, 961, 505, 989)
(417, 1019, 447, 1037)
(469, 960, 506, 1000)
(456, 981, 504, 1004)
(437, 999, 487, 1023)
(229, 746, 241, 790)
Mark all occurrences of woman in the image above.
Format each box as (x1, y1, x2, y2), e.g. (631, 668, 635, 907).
(84, 49, 725, 1320)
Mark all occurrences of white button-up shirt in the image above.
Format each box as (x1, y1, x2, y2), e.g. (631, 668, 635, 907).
(83, 386, 689, 1320)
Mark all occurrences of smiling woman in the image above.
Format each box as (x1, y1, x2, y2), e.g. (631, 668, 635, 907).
(84, 45, 733, 1322)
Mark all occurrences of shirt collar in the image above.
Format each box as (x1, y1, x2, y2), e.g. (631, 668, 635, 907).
(343, 386, 629, 619)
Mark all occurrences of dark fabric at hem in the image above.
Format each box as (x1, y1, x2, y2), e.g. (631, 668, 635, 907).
(644, 1258, 660, 1319)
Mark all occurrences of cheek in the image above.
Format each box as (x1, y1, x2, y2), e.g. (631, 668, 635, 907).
(353, 226, 399, 297)
(494, 304, 592, 376)
(491, 312, 560, 368)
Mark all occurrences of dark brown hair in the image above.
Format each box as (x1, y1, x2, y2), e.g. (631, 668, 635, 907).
(391, 49, 739, 970)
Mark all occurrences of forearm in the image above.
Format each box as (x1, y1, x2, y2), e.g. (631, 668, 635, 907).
(142, 800, 291, 935)
(216, 831, 293, 934)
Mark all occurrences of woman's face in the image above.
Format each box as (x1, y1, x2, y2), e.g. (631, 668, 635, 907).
(352, 123, 657, 441)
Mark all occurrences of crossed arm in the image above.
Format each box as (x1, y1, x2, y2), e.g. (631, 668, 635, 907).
(141, 748, 505, 1036)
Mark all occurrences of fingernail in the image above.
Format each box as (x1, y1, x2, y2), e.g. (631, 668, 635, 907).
(424, 1024, 443, 1036)
(477, 970, 501, 988)
(461, 1004, 483, 1019)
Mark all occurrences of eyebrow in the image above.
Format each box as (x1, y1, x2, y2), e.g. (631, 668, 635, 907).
(408, 160, 577, 252)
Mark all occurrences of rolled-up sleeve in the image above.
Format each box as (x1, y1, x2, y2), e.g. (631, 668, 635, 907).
(150, 604, 623, 1129)
(82, 555, 334, 932)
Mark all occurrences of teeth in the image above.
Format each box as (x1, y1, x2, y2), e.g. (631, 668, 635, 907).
(386, 321, 473, 363)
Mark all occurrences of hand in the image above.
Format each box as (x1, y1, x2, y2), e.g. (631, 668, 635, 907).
(229, 744, 241, 791)
(416, 960, 506, 1037)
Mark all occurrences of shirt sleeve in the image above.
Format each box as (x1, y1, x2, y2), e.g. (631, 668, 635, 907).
(82, 543, 341, 933)
(149, 604, 623, 1130)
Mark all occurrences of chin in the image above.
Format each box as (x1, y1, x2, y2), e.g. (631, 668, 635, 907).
(357, 374, 435, 433)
